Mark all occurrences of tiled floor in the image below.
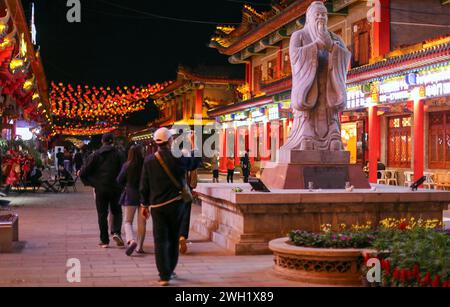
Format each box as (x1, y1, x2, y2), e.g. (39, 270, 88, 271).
(1, 184, 448, 287)
(0, 185, 309, 287)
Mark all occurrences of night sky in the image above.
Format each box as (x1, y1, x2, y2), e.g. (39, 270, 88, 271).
(21, 0, 273, 86)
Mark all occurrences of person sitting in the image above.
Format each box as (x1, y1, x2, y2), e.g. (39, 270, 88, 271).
(58, 166, 75, 191)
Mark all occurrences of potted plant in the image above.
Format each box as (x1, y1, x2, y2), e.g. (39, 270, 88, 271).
(269, 223, 376, 286)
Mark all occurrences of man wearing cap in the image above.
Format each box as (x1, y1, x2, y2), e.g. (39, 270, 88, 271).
(140, 128, 201, 286)
(80, 132, 125, 248)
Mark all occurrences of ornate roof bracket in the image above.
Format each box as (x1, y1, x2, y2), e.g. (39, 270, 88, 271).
(254, 38, 280, 53)
(229, 53, 250, 64)
(269, 28, 289, 45)
(241, 46, 264, 60)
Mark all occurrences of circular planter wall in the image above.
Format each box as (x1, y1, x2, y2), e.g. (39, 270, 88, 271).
(269, 238, 366, 286)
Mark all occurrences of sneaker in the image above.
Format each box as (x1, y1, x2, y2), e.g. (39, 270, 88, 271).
(112, 234, 125, 247)
(135, 248, 145, 254)
(125, 241, 137, 256)
(179, 236, 187, 254)
(171, 272, 178, 279)
(158, 280, 170, 287)
(98, 243, 109, 248)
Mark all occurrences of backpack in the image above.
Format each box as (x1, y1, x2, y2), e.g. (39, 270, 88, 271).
(79, 152, 102, 187)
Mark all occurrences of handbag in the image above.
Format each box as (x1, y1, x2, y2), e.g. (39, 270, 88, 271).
(187, 169, 198, 189)
(155, 152, 193, 204)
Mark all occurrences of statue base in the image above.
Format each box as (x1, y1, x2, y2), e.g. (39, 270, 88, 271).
(261, 150, 370, 190)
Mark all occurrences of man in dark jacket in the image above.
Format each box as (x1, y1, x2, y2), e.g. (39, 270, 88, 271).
(140, 128, 201, 286)
(80, 133, 125, 248)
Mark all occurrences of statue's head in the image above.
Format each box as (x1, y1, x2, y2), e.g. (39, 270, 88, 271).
(305, 1, 328, 38)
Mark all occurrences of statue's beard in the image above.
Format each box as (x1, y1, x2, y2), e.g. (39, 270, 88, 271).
(306, 18, 327, 41)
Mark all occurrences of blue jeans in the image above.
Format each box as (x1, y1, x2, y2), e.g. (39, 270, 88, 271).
(151, 200, 184, 281)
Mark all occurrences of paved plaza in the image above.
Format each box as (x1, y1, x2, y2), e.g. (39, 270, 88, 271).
(0, 183, 310, 287)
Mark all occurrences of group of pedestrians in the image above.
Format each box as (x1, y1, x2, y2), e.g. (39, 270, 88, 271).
(56, 147, 84, 174)
(221, 152, 251, 183)
(80, 129, 201, 286)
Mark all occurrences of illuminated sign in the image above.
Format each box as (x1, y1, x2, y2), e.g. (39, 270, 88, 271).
(425, 81, 450, 98)
(268, 105, 280, 121)
(346, 86, 370, 109)
(234, 111, 248, 121)
(219, 114, 233, 122)
(251, 108, 266, 122)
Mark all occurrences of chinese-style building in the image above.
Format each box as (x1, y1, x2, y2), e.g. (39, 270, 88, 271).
(208, 0, 450, 183)
(0, 0, 50, 144)
(129, 65, 244, 145)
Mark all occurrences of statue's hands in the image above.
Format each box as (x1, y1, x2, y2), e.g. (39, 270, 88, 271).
(317, 23, 333, 51)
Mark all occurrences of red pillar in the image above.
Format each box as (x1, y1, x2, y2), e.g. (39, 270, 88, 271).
(368, 106, 380, 183)
(219, 128, 228, 173)
(195, 89, 203, 116)
(373, 0, 391, 58)
(247, 62, 253, 95)
(413, 99, 425, 184)
(249, 123, 256, 165)
(278, 42, 283, 79)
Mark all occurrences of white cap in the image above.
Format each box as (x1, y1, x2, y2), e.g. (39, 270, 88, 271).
(153, 127, 173, 144)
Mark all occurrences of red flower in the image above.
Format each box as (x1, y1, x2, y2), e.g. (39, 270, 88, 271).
(384, 260, 391, 275)
(364, 254, 371, 265)
(422, 272, 431, 286)
(398, 221, 408, 230)
(432, 274, 441, 288)
(393, 268, 400, 280)
(413, 264, 420, 277)
(400, 269, 407, 283)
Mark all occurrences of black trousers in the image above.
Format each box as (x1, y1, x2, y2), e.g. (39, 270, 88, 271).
(94, 188, 123, 244)
(179, 201, 191, 239)
(227, 170, 234, 183)
(151, 200, 184, 281)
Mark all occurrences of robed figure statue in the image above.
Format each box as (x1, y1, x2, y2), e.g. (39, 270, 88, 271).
(281, 1, 351, 152)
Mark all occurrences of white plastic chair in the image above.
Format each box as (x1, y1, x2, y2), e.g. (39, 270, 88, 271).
(423, 172, 435, 190)
(385, 170, 398, 186)
(404, 171, 414, 187)
(377, 170, 387, 184)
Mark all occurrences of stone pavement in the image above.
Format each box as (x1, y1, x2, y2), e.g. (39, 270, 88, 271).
(0, 184, 308, 287)
(1, 184, 448, 287)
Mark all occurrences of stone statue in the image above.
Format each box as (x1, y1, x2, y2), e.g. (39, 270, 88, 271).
(282, 1, 351, 152)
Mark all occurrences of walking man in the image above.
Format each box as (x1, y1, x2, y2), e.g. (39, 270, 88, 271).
(140, 128, 200, 286)
(80, 133, 125, 248)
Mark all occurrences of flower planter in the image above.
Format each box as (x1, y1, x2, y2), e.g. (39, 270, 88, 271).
(269, 238, 367, 286)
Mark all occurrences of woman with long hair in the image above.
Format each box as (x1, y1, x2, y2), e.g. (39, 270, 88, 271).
(117, 144, 146, 256)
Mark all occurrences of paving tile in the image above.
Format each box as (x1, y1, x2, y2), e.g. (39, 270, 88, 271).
(4, 184, 432, 287)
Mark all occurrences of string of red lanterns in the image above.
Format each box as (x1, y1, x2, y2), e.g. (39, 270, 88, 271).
(49, 81, 172, 136)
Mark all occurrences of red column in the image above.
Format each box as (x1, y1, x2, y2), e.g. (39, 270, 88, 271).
(373, 0, 391, 58)
(219, 128, 228, 173)
(413, 99, 424, 184)
(234, 127, 240, 165)
(368, 106, 380, 183)
(247, 62, 253, 95)
(249, 123, 256, 165)
(278, 42, 283, 79)
(195, 89, 203, 116)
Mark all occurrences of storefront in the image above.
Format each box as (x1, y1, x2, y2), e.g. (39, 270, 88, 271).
(347, 55, 450, 184)
(215, 97, 293, 173)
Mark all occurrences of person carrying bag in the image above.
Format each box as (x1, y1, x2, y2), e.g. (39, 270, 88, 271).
(140, 128, 201, 286)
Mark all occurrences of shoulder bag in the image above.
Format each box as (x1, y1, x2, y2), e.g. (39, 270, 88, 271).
(155, 152, 193, 204)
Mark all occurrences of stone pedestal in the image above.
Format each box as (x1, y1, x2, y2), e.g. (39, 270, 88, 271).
(0, 214, 19, 253)
(195, 184, 449, 255)
(261, 150, 370, 190)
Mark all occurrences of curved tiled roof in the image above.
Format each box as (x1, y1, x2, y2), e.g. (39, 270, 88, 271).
(348, 40, 450, 82)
